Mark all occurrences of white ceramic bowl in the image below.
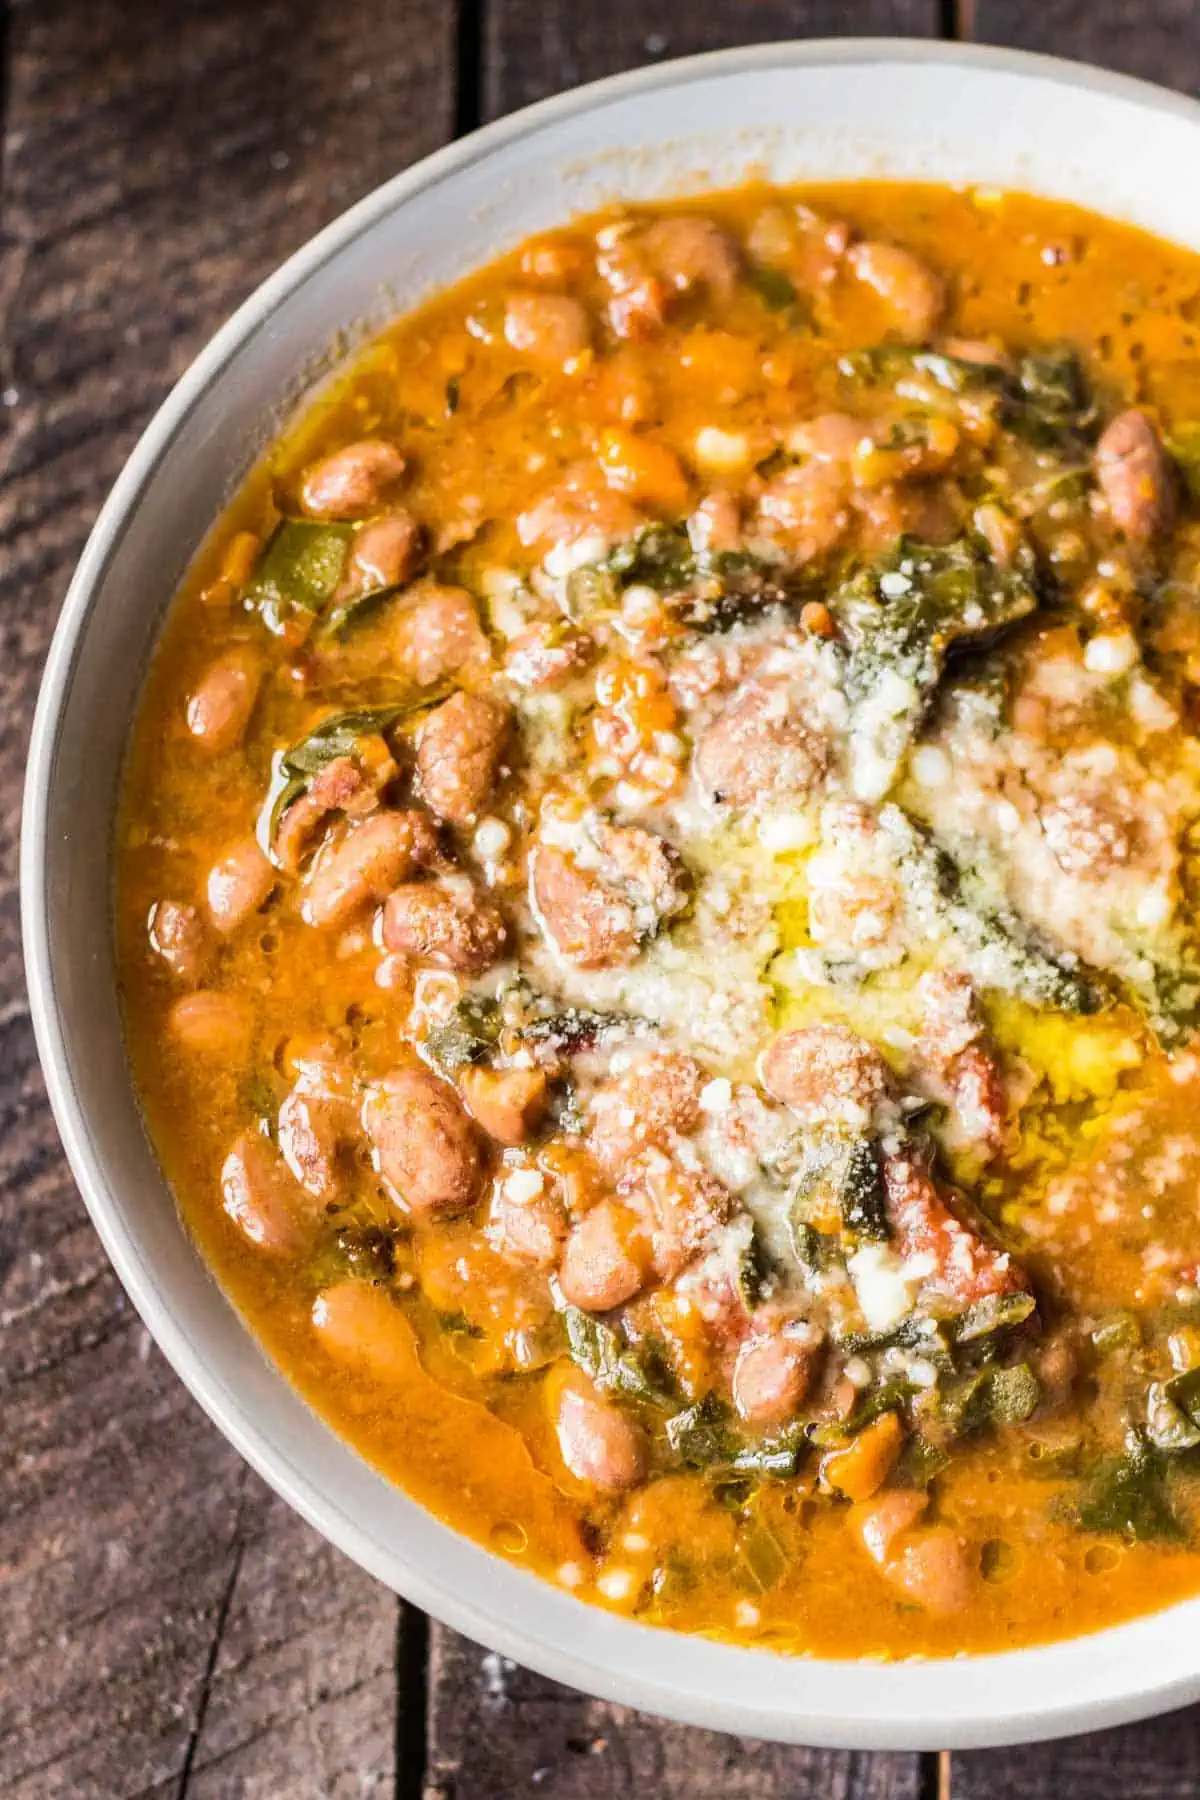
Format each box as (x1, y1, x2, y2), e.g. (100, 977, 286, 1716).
(23, 38, 1200, 1749)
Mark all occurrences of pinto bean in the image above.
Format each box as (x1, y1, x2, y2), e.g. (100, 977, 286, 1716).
(1094, 408, 1173, 542)
(695, 680, 828, 809)
(168, 990, 255, 1059)
(335, 509, 423, 600)
(312, 1279, 416, 1383)
(503, 621, 594, 689)
(416, 692, 508, 827)
(382, 880, 507, 974)
(485, 1168, 565, 1268)
(300, 810, 438, 929)
(516, 460, 646, 551)
(847, 239, 944, 340)
(185, 646, 262, 753)
(221, 1130, 313, 1255)
(757, 459, 852, 562)
(883, 1151, 1027, 1310)
(363, 1069, 481, 1216)
(589, 1053, 704, 1171)
(886, 1530, 978, 1614)
(555, 1375, 648, 1491)
(460, 1066, 549, 1146)
(277, 1087, 360, 1203)
(503, 291, 593, 367)
(732, 1323, 821, 1426)
(760, 1023, 893, 1127)
(273, 744, 396, 874)
(786, 412, 864, 464)
(558, 1200, 649, 1310)
(530, 823, 687, 968)
(913, 970, 1007, 1160)
(641, 215, 739, 301)
(148, 900, 210, 983)
(687, 489, 743, 554)
(299, 437, 406, 520)
(393, 584, 489, 686)
(621, 1152, 732, 1280)
(207, 836, 276, 933)
(853, 1488, 929, 1564)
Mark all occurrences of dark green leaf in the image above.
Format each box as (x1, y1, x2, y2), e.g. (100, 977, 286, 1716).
(832, 536, 1041, 799)
(840, 345, 1010, 399)
(737, 1226, 777, 1308)
(838, 1137, 889, 1242)
(1146, 1378, 1200, 1454)
(882, 804, 1102, 1014)
(1165, 1366, 1200, 1427)
(285, 706, 404, 777)
(444, 376, 461, 416)
(424, 995, 503, 1073)
(335, 1224, 402, 1283)
(730, 1422, 809, 1476)
(987, 1363, 1041, 1425)
(952, 1290, 1037, 1344)
(436, 1309, 484, 1339)
(789, 1133, 889, 1246)
(747, 264, 801, 312)
(899, 1434, 951, 1484)
(562, 1306, 673, 1406)
(257, 704, 406, 860)
(1079, 1431, 1183, 1541)
(666, 1393, 740, 1468)
(1168, 422, 1200, 503)
(736, 1516, 788, 1593)
(1008, 349, 1096, 449)
(245, 520, 353, 634)
(1092, 1311, 1142, 1358)
(237, 1069, 279, 1122)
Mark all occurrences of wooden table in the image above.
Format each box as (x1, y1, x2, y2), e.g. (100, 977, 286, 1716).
(6, 2, 1200, 1794)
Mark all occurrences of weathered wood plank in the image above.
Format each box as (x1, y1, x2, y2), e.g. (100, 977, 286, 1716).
(965, 0, 1200, 89)
(484, 0, 940, 119)
(946, 11, 1200, 1799)
(424, 1631, 925, 1800)
(425, 6, 938, 1795)
(0, 3, 454, 1795)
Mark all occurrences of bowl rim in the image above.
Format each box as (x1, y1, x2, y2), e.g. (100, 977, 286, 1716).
(22, 35, 1200, 1750)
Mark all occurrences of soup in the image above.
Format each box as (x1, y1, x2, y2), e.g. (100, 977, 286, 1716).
(117, 182, 1200, 1657)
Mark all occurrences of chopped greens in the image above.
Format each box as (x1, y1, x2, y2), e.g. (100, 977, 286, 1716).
(424, 995, 504, 1072)
(789, 1133, 890, 1246)
(747, 264, 800, 311)
(1079, 1431, 1184, 1542)
(1168, 421, 1200, 503)
(832, 535, 1041, 799)
(664, 1394, 808, 1477)
(842, 342, 1097, 452)
(881, 804, 1102, 1014)
(256, 704, 404, 858)
(562, 1306, 674, 1406)
(245, 520, 353, 635)
(566, 522, 789, 629)
(951, 1290, 1037, 1344)
(1146, 1378, 1200, 1454)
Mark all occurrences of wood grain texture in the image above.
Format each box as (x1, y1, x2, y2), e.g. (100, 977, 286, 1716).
(483, 0, 940, 119)
(965, 0, 1200, 88)
(0, 2, 454, 1795)
(424, 6, 935, 1796)
(424, 1631, 925, 1800)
